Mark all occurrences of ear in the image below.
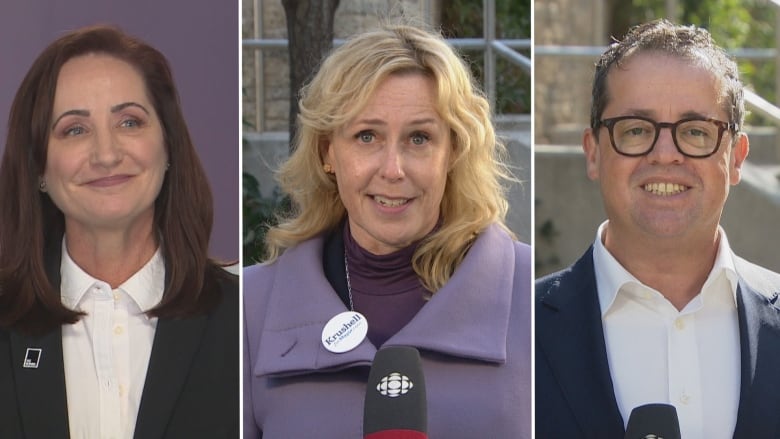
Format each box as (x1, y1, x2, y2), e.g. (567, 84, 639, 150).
(729, 132, 749, 185)
(582, 128, 600, 181)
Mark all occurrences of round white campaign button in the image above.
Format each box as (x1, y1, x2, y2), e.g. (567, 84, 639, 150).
(321, 311, 368, 353)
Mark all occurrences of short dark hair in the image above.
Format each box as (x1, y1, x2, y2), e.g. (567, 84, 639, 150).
(0, 25, 226, 333)
(590, 19, 744, 134)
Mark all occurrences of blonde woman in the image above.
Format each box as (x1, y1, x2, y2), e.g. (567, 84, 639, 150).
(244, 24, 530, 438)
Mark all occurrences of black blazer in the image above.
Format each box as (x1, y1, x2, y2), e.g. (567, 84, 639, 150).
(536, 246, 780, 439)
(0, 265, 239, 439)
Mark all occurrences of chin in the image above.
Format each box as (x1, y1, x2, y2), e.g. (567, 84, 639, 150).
(637, 219, 695, 238)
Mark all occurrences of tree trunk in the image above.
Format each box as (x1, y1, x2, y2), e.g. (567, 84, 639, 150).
(606, 0, 633, 45)
(281, 0, 340, 153)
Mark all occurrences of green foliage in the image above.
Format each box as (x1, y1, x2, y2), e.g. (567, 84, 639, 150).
(242, 172, 289, 266)
(441, 0, 531, 114)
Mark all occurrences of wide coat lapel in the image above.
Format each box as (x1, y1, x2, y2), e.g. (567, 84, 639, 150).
(254, 236, 376, 379)
(732, 258, 780, 439)
(132, 313, 209, 439)
(9, 329, 70, 438)
(536, 247, 624, 437)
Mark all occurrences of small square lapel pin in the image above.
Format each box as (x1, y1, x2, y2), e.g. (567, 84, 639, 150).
(23, 348, 42, 369)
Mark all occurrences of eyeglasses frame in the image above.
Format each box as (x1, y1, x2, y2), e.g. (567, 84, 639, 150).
(596, 115, 738, 158)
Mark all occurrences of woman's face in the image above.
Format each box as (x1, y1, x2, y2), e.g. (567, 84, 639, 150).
(44, 53, 168, 234)
(324, 73, 452, 255)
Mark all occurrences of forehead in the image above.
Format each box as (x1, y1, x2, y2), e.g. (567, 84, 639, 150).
(344, 73, 440, 123)
(54, 53, 149, 104)
(604, 52, 726, 119)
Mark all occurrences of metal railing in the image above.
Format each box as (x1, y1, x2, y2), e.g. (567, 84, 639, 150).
(242, 0, 531, 134)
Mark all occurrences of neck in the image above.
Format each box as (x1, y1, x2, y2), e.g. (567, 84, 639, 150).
(603, 224, 720, 310)
(64, 217, 158, 289)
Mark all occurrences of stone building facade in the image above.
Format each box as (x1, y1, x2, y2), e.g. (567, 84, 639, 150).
(534, 0, 606, 146)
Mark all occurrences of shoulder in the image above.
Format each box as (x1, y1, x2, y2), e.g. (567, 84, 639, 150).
(202, 266, 239, 326)
(478, 224, 530, 261)
(535, 247, 595, 305)
(242, 261, 277, 291)
(513, 240, 531, 268)
(243, 235, 326, 286)
(733, 255, 780, 300)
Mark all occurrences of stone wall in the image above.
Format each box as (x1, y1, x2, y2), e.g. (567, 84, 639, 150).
(243, 0, 438, 133)
(534, 0, 605, 145)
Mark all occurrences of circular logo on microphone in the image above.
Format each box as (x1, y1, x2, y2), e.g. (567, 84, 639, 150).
(376, 372, 414, 398)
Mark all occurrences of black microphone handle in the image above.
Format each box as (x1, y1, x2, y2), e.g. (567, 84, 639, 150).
(363, 346, 427, 438)
(624, 403, 681, 439)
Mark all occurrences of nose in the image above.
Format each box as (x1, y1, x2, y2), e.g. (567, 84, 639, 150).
(380, 142, 405, 181)
(646, 125, 684, 164)
(90, 126, 123, 168)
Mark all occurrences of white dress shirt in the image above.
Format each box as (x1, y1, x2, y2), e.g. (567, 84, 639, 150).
(593, 221, 740, 439)
(60, 240, 165, 439)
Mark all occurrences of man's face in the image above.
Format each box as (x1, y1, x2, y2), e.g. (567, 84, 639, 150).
(583, 52, 749, 243)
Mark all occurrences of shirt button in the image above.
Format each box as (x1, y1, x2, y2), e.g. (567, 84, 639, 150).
(680, 393, 691, 404)
(119, 384, 126, 397)
(113, 292, 120, 301)
(674, 318, 685, 330)
(114, 326, 124, 335)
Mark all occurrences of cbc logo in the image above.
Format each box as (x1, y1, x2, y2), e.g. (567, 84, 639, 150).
(376, 372, 414, 398)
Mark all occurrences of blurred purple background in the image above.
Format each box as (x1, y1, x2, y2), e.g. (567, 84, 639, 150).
(1, 0, 239, 261)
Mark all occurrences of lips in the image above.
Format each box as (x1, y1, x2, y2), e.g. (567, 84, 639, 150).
(372, 195, 410, 207)
(642, 182, 689, 196)
(85, 174, 133, 187)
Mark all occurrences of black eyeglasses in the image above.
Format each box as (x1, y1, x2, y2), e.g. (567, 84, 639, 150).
(596, 116, 737, 158)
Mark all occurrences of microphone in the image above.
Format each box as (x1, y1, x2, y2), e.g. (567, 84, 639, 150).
(624, 403, 681, 439)
(363, 346, 427, 439)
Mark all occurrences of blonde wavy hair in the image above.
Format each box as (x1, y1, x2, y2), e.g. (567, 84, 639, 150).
(265, 23, 515, 293)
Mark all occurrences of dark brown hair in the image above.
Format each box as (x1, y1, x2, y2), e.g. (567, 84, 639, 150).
(590, 19, 744, 135)
(0, 25, 225, 333)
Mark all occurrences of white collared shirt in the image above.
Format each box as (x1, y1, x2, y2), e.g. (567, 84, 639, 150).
(60, 240, 165, 439)
(593, 221, 740, 439)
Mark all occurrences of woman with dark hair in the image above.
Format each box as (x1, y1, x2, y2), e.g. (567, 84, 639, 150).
(0, 25, 238, 438)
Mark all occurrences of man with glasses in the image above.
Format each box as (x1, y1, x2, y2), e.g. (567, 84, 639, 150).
(536, 19, 780, 438)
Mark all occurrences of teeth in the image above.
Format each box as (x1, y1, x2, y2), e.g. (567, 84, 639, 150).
(373, 195, 409, 207)
(643, 182, 687, 196)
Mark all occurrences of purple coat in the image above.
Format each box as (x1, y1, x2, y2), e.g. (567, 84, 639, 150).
(243, 224, 531, 438)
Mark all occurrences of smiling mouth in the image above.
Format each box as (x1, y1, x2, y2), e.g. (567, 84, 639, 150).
(373, 195, 410, 207)
(86, 174, 133, 187)
(643, 182, 689, 196)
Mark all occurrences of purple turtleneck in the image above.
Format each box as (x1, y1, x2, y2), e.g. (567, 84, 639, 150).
(343, 222, 428, 347)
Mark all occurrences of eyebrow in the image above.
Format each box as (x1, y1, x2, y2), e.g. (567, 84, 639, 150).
(353, 117, 439, 126)
(625, 108, 714, 120)
(111, 102, 150, 115)
(51, 101, 150, 130)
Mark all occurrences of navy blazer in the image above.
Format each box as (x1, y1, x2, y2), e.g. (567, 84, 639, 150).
(0, 259, 239, 439)
(536, 246, 780, 438)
